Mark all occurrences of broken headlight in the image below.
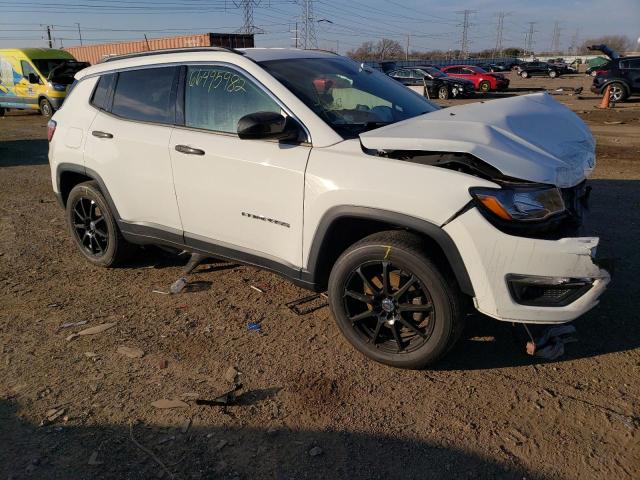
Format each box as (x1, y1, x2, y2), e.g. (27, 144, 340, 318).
(470, 185, 565, 222)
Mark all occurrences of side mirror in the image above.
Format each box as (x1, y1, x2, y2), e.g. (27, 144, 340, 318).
(27, 73, 40, 84)
(237, 112, 301, 142)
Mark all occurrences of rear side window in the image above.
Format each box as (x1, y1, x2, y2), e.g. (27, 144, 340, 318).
(91, 73, 116, 110)
(184, 65, 280, 134)
(111, 67, 177, 124)
(620, 59, 640, 69)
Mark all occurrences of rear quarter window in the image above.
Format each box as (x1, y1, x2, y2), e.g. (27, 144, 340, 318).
(90, 73, 116, 110)
(111, 67, 177, 124)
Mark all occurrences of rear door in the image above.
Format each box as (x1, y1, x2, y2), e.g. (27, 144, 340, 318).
(83, 66, 183, 234)
(169, 64, 311, 268)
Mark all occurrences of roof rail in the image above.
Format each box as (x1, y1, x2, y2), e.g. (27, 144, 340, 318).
(100, 46, 243, 63)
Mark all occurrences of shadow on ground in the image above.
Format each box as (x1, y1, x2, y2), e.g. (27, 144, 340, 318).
(0, 139, 49, 167)
(0, 399, 542, 480)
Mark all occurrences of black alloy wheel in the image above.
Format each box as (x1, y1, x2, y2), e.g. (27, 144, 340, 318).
(343, 260, 436, 354)
(72, 196, 109, 257)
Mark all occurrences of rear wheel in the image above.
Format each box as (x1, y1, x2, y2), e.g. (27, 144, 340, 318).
(66, 181, 131, 267)
(479, 80, 491, 93)
(437, 85, 450, 99)
(608, 82, 628, 102)
(328, 231, 464, 369)
(0, 107, 5, 117)
(520, 71, 529, 78)
(39, 98, 53, 118)
(548, 70, 558, 78)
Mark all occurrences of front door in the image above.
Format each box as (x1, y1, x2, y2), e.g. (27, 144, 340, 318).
(169, 65, 311, 269)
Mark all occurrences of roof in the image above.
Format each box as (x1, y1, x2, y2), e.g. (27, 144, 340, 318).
(0, 48, 74, 59)
(239, 48, 339, 62)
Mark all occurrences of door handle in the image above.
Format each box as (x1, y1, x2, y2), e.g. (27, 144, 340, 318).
(92, 130, 113, 139)
(175, 144, 205, 155)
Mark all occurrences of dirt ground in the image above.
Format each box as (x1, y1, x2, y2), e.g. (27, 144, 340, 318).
(1, 72, 639, 480)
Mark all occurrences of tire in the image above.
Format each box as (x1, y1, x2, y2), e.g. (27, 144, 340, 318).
(437, 85, 450, 100)
(65, 181, 131, 267)
(39, 98, 53, 118)
(548, 70, 558, 78)
(479, 80, 491, 93)
(328, 231, 464, 369)
(0, 107, 5, 117)
(520, 71, 529, 78)
(608, 82, 628, 102)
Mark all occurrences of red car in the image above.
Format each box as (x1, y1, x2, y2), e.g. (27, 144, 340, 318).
(440, 65, 510, 92)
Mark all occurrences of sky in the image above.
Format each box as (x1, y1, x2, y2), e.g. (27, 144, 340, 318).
(0, 0, 638, 54)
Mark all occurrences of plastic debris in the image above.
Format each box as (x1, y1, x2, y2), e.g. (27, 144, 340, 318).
(117, 346, 144, 359)
(169, 277, 188, 294)
(525, 324, 578, 360)
(247, 322, 262, 333)
(151, 399, 189, 409)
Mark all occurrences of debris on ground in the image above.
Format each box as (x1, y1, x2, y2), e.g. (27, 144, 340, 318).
(247, 322, 262, 333)
(129, 422, 176, 479)
(169, 277, 188, 294)
(158, 359, 169, 369)
(87, 451, 103, 466)
(180, 418, 191, 434)
(58, 320, 87, 330)
(224, 366, 240, 384)
(309, 446, 323, 457)
(84, 351, 100, 360)
(116, 346, 144, 359)
(604, 120, 625, 125)
(66, 322, 116, 341)
(286, 293, 329, 316)
(250, 285, 264, 293)
(195, 383, 243, 407)
(40, 407, 65, 426)
(151, 399, 190, 409)
(525, 324, 578, 360)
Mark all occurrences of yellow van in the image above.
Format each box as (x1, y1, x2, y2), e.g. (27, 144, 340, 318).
(0, 48, 88, 117)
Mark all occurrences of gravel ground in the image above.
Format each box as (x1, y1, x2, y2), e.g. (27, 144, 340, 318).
(1, 72, 639, 480)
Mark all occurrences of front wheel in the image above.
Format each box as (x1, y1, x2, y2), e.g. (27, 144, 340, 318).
(39, 98, 53, 118)
(66, 181, 131, 267)
(479, 80, 491, 93)
(328, 231, 464, 369)
(438, 85, 450, 100)
(549, 70, 558, 78)
(520, 71, 529, 78)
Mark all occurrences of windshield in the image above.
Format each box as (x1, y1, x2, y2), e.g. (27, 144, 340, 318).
(421, 67, 445, 77)
(259, 57, 438, 138)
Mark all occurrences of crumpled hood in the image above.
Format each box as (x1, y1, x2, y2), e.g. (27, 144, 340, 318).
(360, 93, 595, 187)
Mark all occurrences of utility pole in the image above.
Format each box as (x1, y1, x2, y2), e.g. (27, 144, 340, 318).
(550, 21, 561, 54)
(299, 0, 317, 49)
(493, 12, 509, 58)
(406, 34, 410, 61)
(76, 22, 83, 46)
(291, 22, 299, 48)
(455, 10, 475, 59)
(46, 25, 53, 48)
(568, 27, 580, 55)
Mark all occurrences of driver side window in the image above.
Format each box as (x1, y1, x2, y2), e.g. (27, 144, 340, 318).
(184, 65, 281, 134)
(21, 61, 38, 81)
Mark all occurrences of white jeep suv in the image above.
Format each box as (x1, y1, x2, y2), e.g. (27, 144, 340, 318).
(48, 48, 610, 368)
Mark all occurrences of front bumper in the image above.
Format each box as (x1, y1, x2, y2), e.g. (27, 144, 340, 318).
(444, 208, 610, 324)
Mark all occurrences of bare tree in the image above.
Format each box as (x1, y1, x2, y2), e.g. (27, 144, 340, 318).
(346, 38, 404, 61)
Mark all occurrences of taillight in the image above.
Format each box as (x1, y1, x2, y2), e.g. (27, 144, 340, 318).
(47, 120, 57, 142)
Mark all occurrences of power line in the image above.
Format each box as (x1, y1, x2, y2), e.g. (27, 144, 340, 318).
(234, 0, 264, 34)
(550, 21, 561, 54)
(524, 21, 537, 56)
(493, 11, 510, 57)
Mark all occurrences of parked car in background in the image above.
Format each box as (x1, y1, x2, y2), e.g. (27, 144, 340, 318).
(48, 48, 609, 368)
(440, 65, 509, 92)
(0, 48, 88, 117)
(388, 66, 475, 99)
(476, 62, 508, 73)
(589, 45, 640, 102)
(517, 61, 561, 78)
(586, 64, 609, 77)
(547, 59, 576, 74)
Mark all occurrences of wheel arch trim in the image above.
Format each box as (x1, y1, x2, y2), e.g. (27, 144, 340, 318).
(305, 206, 475, 296)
